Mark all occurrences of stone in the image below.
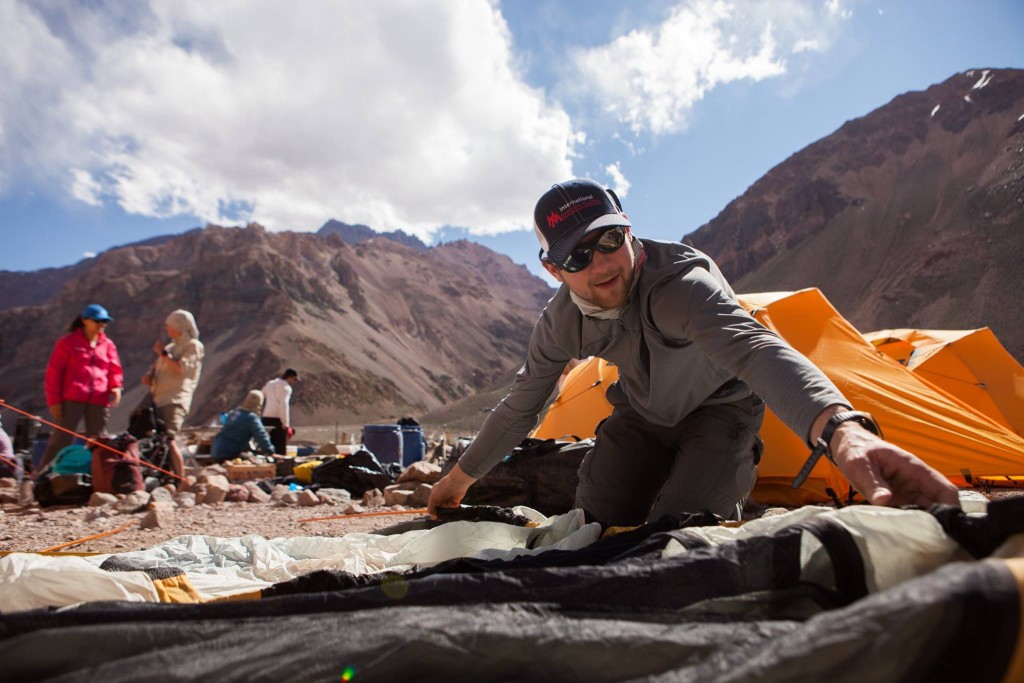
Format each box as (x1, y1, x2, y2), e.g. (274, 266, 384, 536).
(396, 461, 443, 485)
(316, 488, 351, 506)
(174, 491, 197, 508)
(225, 484, 250, 503)
(361, 488, 385, 507)
(88, 492, 118, 507)
(0, 477, 17, 489)
(0, 490, 20, 505)
(383, 485, 415, 506)
(408, 483, 433, 507)
(149, 487, 175, 505)
(343, 503, 365, 515)
(202, 475, 230, 504)
(280, 491, 300, 505)
(297, 489, 320, 506)
(115, 490, 151, 513)
(85, 507, 118, 523)
(243, 481, 272, 504)
(140, 502, 175, 529)
(270, 484, 291, 502)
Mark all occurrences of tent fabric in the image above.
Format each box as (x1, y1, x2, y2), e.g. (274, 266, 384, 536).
(0, 499, 1022, 682)
(0, 507, 598, 613)
(531, 288, 1024, 505)
(864, 326, 1024, 437)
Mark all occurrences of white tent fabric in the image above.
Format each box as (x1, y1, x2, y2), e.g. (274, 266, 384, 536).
(0, 507, 599, 613)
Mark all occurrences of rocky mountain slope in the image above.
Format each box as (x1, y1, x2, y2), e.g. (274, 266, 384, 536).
(0, 226, 553, 430)
(686, 68, 1024, 360)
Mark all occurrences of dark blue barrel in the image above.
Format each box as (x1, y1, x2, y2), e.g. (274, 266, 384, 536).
(361, 424, 403, 465)
(401, 426, 426, 467)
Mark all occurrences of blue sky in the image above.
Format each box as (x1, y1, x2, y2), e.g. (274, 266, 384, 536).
(1, 0, 1021, 283)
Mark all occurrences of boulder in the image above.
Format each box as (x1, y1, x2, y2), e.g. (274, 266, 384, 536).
(88, 492, 118, 507)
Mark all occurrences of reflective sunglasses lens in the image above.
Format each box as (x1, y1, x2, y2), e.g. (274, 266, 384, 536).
(594, 227, 625, 252)
(561, 249, 593, 273)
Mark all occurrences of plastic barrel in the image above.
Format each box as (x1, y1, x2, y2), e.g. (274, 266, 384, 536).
(361, 424, 403, 465)
(401, 426, 426, 467)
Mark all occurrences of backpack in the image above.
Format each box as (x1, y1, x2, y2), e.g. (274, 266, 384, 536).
(91, 433, 145, 495)
(51, 444, 94, 476)
(442, 437, 594, 515)
(34, 472, 93, 507)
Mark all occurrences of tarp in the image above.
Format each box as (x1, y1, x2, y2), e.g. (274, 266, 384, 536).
(0, 498, 1022, 682)
(864, 326, 1024, 437)
(531, 288, 1024, 505)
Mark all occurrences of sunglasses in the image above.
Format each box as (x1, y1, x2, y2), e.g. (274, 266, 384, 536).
(558, 226, 627, 273)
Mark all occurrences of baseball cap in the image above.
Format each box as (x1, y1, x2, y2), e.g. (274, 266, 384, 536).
(81, 304, 113, 322)
(534, 179, 631, 266)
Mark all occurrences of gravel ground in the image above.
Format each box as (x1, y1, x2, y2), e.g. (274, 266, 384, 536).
(2, 483, 1020, 557)
(0, 496, 422, 555)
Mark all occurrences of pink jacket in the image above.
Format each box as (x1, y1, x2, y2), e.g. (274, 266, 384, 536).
(44, 329, 124, 407)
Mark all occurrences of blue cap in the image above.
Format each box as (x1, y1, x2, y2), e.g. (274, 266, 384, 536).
(81, 303, 113, 322)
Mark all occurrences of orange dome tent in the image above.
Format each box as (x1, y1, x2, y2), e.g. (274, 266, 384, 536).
(531, 288, 1024, 505)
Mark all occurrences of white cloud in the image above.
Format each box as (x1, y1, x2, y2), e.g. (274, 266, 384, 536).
(570, 0, 855, 135)
(70, 168, 103, 206)
(83, 251, 97, 259)
(0, 0, 579, 239)
(604, 163, 631, 198)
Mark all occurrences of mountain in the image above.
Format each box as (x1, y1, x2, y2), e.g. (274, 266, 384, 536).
(0, 225, 553, 430)
(685, 68, 1024, 360)
(317, 219, 428, 251)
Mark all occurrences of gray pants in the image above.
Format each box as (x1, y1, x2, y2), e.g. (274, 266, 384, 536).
(575, 385, 764, 526)
(38, 401, 109, 472)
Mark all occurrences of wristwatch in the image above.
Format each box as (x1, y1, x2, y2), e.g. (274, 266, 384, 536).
(792, 411, 882, 489)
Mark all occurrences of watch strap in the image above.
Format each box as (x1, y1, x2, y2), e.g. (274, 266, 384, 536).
(791, 411, 881, 490)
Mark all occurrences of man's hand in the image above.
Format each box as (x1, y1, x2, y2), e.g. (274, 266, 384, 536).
(152, 340, 165, 355)
(830, 423, 960, 508)
(48, 403, 62, 420)
(110, 387, 122, 407)
(426, 463, 478, 519)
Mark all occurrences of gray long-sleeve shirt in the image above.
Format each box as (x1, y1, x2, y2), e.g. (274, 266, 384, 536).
(456, 238, 850, 479)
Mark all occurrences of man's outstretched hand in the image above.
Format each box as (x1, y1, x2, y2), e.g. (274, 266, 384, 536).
(831, 423, 960, 508)
(426, 463, 477, 519)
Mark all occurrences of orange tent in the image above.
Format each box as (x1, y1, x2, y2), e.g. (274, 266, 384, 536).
(864, 327, 1024, 438)
(531, 288, 1024, 505)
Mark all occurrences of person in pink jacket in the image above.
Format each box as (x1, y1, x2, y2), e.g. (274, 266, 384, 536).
(38, 304, 124, 471)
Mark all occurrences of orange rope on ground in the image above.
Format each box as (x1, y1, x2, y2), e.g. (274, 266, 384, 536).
(298, 508, 429, 524)
(38, 522, 135, 553)
(0, 398, 182, 482)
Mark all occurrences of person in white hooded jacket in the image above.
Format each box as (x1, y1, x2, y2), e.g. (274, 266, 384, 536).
(143, 309, 204, 477)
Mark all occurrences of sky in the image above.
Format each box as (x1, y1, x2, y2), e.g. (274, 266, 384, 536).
(1, 0, 1021, 284)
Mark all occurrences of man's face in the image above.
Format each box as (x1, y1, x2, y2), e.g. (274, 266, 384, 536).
(542, 227, 635, 309)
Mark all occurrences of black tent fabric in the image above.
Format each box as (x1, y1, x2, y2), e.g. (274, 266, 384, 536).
(1, 500, 1022, 682)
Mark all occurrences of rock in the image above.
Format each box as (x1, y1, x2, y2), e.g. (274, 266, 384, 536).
(408, 483, 433, 507)
(0, 477, 17, 489)
(316, 488, 351, 506)
(297, 489, 320, 506)
(150, 487, 175, 505)
(343, 503, 365, 515)
(761, 507, 791, 518)
(159, 483, 177, 496)
(115, 490, 151, 513)
(396, 461, 443, 484)
(383, 484, 417, 506)
(270, 484, 292, 502)
(202, 475, 230, 504)
(85, 507, 118, 523)
(191, 483, 208, 503)
(88, 492, 119, 507)
(361, 488, 385, 507)
(280, 491, 300, 505)
(140, 502, 175, 529)
(199, 465, 228, 479)
(243, 481, 271, 504)
(225, 484, 250, 503)
(177, 475, 197, 494)
(0, 490, 19, 505)
(173, 491, 197, 508)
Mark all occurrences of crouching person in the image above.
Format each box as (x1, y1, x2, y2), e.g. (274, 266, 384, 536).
(211, 390, 275, 463)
